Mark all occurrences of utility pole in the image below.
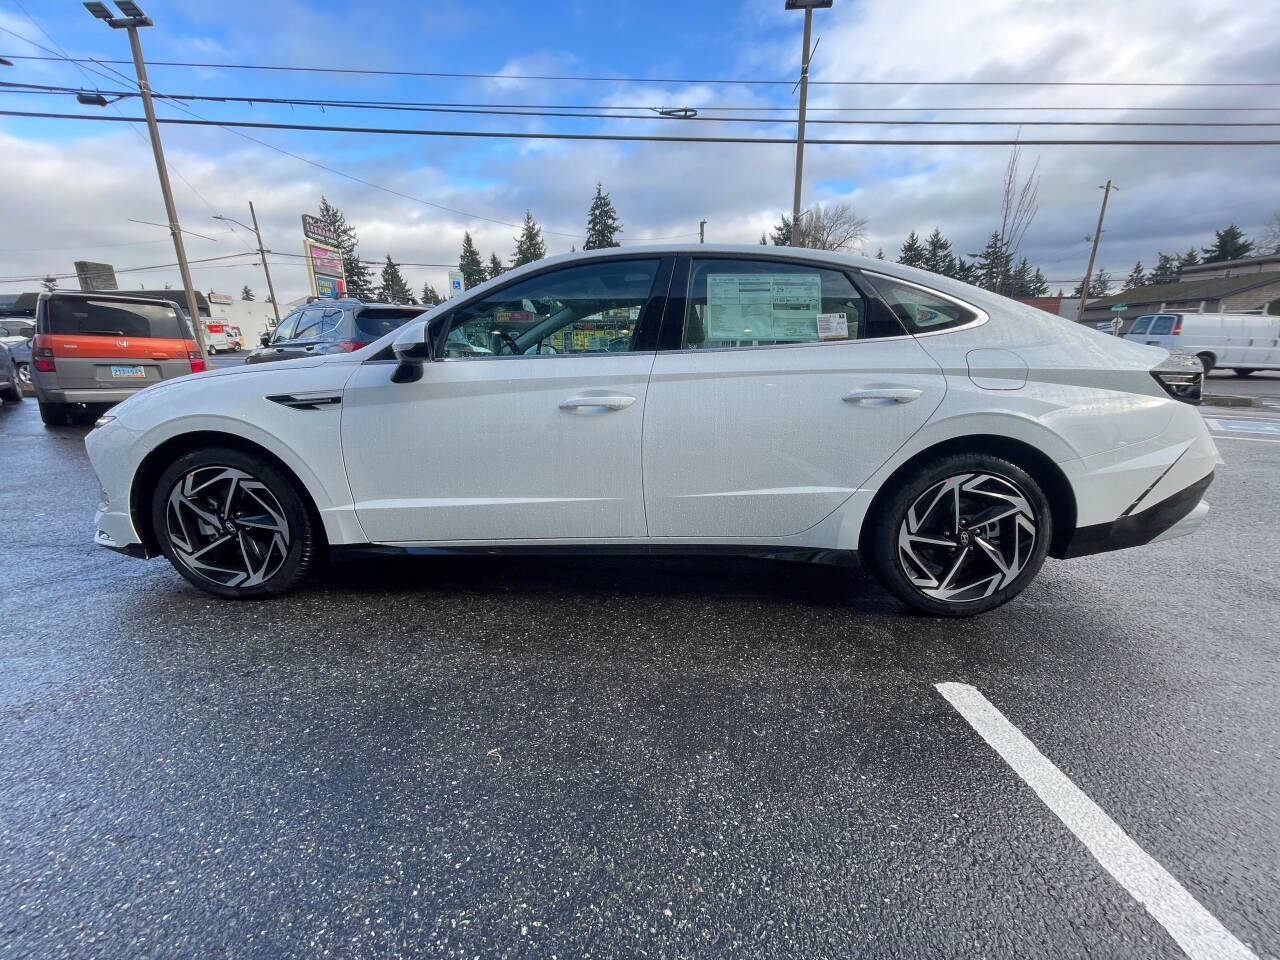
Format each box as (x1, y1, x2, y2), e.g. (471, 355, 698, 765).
(786, 1, 832, 248)
(84, 2, 207, 359)
(699, 219, 706, 244)
(248, 203, 280, 325)
(1076, 180, 1117, 324)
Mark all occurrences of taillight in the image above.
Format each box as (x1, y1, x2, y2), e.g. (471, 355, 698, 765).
(339, 340, 370, 352)
(188, 350, 206, 374)
(1150, 353, 1202, 405)
(1172, 317, 1182, 334)
(34, 346, 55, 372)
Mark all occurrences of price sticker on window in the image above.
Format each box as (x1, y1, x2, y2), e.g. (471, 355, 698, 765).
(817, 312, 849, 340)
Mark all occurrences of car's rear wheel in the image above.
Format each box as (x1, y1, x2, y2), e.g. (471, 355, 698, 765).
(1233, 368, 1254, 377)
(1197, 353, 1215, 375)
(867, 454, 1052, 617)
(0, 365, 22, 402)
(15, 361, 30, 388)
(38, 399, 70, 425)
(151, 447, 318, 599)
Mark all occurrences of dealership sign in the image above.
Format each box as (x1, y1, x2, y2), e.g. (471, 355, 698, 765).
(301, 214, 341, 246)
(301, 214, 346, 298)
(208, 291, 233, 305)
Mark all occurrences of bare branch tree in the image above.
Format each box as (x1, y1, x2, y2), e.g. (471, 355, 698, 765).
(995, 145, 1040, 293)
(1261, 210, 1280, 255)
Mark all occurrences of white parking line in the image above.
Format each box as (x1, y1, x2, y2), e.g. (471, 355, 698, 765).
(936, 682, 1258, 960)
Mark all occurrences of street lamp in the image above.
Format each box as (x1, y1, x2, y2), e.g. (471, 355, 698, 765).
(83, 0, 209, 359)
(214, 203, 281, 324)
(785, 0, 833, 248)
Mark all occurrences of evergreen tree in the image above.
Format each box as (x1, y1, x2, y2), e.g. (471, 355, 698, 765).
(1092, 267, 1114, 297)
(318, 196, 374, 300)
(1009, 257, 1033, 296)
(1028, 266, 1049, 297)
(420, 282, 442, 306)
(952, 257, 981, 285)
(759, 233, 768, 245)
(1124, 262, 1146, 290)
(897, 230, 926, 268)
(972, 231, 1012, 292)
(1178, 247, 1201, 273)
(511, 211, 546, 267)
(770, 215, 796, 246)
(583, 182, 623, 249)
(922, 228, 955, 277)
(376, 254, 412, 303)
(240, 285, 255, 301)
(875, 247, 885, 260)
(1201, 225, 1253, 263)
(486, 252, 505, 280)
(1148, 252, 1179, 285)
(458, 232, 486, 290)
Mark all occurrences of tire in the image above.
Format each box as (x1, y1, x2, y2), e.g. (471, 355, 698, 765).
(1233, 369, 1255, 377)
(15, 362, 31, 388)
(151, 446, 319, 599)
(1197, 353, 1215, 375)
(38, 399, 70, 425)
(0, 365, 22, 402)
(866, 453, 1052, 617)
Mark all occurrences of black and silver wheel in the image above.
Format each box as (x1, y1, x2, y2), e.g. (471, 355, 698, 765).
(151, 447, 318, 599)
(15, 361, 31, 388)
(867, 454, 1052, 617)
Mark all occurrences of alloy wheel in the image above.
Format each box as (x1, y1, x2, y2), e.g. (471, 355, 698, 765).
(15, 362, 30, 386)
(896, 472, 1038, 604)
(165, 465, 291, 588)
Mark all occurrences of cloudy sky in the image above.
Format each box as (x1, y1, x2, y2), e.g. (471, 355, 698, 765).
(1, 0, 1278, 302)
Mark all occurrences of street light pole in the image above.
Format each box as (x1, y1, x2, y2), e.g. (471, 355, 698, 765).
(248, 203, 280, 325)
(85, 2, 207, 359)
(1076, 179, 1118, 324)
(785, 1, 832, 248)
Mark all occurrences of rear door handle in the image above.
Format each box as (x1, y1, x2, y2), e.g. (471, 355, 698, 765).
(842, 387, 922, 405)
(559, 394, 636, 411)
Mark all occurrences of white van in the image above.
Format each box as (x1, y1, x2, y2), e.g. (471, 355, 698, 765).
(1125, 312, 1280, 375)
(202, 320, 234, 354)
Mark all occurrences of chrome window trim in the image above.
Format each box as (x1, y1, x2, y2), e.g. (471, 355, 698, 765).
(860, 269, 991, 337)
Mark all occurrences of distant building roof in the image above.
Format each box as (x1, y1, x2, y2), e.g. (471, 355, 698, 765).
(1087, 272, 1280, 309)
(1180, 252, 1280, 278)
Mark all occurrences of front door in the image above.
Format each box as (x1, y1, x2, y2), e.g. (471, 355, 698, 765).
(342, 257, 670, 543)
(643, 256, 948, 539)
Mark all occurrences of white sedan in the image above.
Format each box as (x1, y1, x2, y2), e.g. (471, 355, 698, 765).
(85, 246, 1216, 616)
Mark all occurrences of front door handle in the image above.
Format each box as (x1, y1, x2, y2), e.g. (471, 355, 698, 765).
(559, 394, 636, 411)
(843, 387, 922, 405)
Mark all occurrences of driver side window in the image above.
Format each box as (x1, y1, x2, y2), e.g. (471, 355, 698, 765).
(440, 259, 661, 359)
(270, 311, 301, 343)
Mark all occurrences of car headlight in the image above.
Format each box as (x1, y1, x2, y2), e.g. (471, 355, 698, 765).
(1150, 353, 1202, 405)
(93, 414, 117, 428)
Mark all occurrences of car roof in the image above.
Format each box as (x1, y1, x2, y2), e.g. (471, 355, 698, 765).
(38, 290, 181, 309)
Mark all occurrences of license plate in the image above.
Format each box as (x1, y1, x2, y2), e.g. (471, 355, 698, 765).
(110, 365, 146, 379)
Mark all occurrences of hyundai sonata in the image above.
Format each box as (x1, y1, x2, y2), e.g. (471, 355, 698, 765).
(85, 246, 1216, 616)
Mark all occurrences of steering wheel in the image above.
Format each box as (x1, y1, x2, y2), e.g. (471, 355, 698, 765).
(496, 331, 520, 355)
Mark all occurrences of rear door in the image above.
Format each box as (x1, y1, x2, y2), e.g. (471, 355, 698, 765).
(642, 256, 947, 539)
(38, 296, 194, 389)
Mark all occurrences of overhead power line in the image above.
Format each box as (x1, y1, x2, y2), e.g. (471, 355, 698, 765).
(6, 83, 1280, 127)
(3, 54, 1279, 87)
(5, 108, 1280, 147)
(0, 250, 260, 284)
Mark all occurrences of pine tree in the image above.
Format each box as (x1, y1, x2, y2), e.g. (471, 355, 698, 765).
(972, 231, 1012, 292)
(922, 228, 955, 277)
(318, 196, 374, 300)
(486, 252, 505, 280)
(583, 182, 623, 249)
(1178, 247, 1201, 273)
(511, 211, 546, 266)
(240, 285, 255, 301)
(1009, 257, 1033, 296)
(897, 231, 926, 268)
(952, 257, 981, 285)
(875, 247, 885, 260)
(1201, 225, 1253, 263)
(376, 254, 412, 303)
(420, 282, 442, 306)
(1148, 252, 1179, 285)
(1028, 266, 1049, 297)
(458, 232, 486, 290)
(1124, 262, 1146, 290)
(1092, 267, 1114, 297)
(759, 233, 769, 246)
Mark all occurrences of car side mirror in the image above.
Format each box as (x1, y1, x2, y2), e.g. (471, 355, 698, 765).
(259, 332, 271, 347)
(391, 319, 434, 383)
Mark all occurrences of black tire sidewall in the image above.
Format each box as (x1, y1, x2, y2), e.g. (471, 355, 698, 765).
(867, 453, 1053, 617)
(151, 446, 315, 600)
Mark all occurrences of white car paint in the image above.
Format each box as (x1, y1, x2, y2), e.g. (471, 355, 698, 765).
(85, 245, 1217, 599)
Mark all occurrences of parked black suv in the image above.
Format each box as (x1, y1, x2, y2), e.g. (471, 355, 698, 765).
(246, 299, 427, 364)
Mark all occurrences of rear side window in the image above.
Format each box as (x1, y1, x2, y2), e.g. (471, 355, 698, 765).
(294, 307, 345, 340)
(43, 298, 187, 339)
(861, 275, 979, 334)
(1130, 316, 1153, 335)
(355, 308, 423, 340)
(1150, 316, 1176, 335)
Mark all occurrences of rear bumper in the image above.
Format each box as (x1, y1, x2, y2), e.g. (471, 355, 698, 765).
(1062, 471, 1212, 558)
(35, 385, 148, 404)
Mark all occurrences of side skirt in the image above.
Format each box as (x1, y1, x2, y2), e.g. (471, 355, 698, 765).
(329, 543, 860, 567)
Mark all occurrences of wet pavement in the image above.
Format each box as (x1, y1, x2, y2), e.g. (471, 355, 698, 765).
(1, 396, 1277, 959)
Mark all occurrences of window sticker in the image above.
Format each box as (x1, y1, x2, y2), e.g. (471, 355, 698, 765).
(817, 312, 849, 340)
(705, 273, 821, 341)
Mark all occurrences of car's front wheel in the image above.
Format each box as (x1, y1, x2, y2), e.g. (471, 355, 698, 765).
(151, 447, 319, 599)
(866, 454, 1052, 617)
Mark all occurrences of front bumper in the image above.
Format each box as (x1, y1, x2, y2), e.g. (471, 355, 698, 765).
(1062, 471, 1212, 558)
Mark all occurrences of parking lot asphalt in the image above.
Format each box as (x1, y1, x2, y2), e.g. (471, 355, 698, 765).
(1, 396, 1277, 959)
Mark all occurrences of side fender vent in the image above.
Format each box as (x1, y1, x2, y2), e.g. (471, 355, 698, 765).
(266, 393, 342, 411)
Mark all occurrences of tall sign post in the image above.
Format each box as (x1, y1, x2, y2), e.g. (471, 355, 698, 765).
(301, 214, 346, 300)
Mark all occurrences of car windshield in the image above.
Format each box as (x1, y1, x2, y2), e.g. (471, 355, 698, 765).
(44, 298, 188, 340)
